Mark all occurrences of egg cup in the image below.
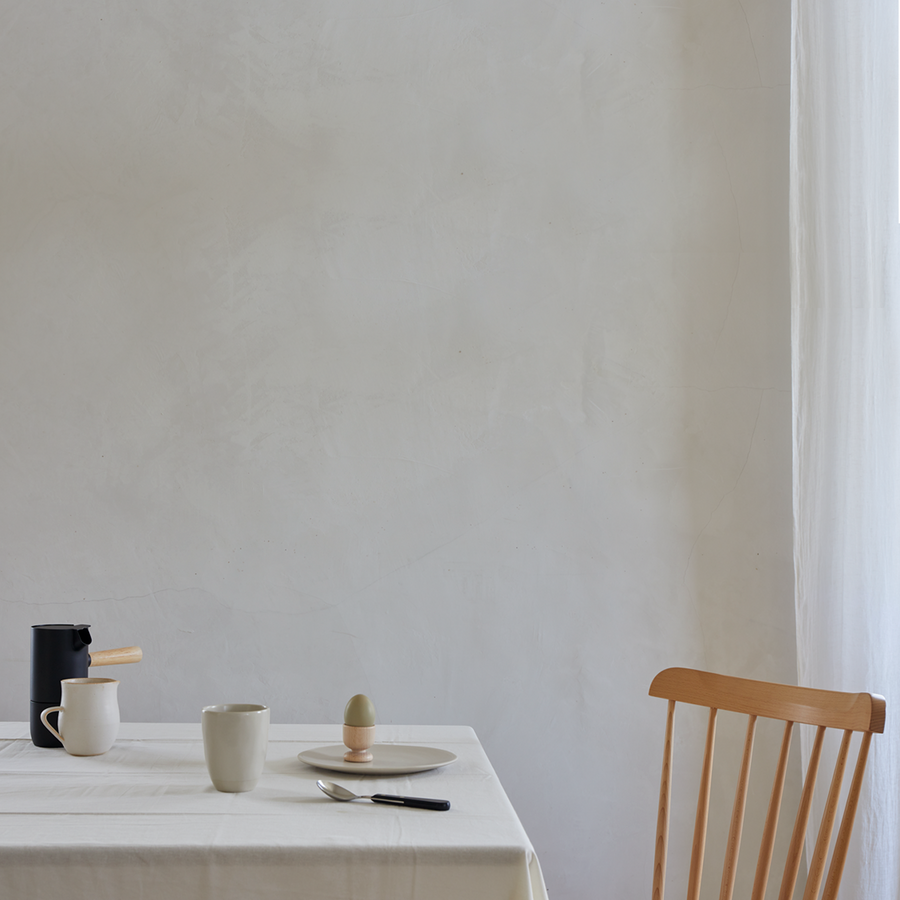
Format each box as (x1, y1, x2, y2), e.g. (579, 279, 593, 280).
(342, 724, 375, 762)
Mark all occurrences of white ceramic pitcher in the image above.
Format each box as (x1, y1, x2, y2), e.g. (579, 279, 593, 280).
(40, 677, 120, 756)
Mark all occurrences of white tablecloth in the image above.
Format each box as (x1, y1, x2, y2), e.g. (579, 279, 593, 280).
(0, 722, 547, 900)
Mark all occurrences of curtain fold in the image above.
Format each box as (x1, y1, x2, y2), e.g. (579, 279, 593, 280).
(791, 0, 900, 895)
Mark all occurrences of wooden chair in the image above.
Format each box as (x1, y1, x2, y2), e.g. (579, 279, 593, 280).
(649, 667, 886, 900)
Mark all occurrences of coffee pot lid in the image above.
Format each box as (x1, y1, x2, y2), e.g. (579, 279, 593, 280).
(32, 623, 92, 644)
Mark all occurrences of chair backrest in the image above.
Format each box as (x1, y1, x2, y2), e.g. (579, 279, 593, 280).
(649, 668, 886, 900)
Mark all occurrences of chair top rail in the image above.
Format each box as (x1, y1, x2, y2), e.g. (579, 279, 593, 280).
(649, 668, 885, 734)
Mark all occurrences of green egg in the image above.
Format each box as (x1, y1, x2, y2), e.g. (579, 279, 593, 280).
(343, 694, 376, 727)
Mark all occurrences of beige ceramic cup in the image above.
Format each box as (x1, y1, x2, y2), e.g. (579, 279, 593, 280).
(201, 704, 269, 792)
(40, 677, 120, 756)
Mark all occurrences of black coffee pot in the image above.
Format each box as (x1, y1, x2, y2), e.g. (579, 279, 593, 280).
(30, 624, 142, 747)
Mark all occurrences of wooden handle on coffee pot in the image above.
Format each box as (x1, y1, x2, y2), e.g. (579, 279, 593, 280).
(88, 646, 143, 667)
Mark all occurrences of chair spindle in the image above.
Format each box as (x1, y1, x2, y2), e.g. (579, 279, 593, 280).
(821, 731, 873, 900)
(718, 714, 757, 900)
(750, 720, 793, 900)
(802, 729, 852, 900)
(687, 707, 718, 900)
(652, 699, 676, 900)
(778, 724, 826, 900)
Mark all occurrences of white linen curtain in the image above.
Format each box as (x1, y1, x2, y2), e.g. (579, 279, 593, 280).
(791, 0, 900, 896)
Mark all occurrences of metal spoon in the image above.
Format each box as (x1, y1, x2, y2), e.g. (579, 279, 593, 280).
(316, 779, 450, 811)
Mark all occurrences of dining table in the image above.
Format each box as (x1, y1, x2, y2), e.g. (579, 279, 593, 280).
(0, 721, 548, 900)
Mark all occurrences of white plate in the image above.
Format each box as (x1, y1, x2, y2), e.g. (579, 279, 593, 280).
(297, 744, 457, 775)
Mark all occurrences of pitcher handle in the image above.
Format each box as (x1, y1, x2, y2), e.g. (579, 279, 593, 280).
(40, 706, 64, 743)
